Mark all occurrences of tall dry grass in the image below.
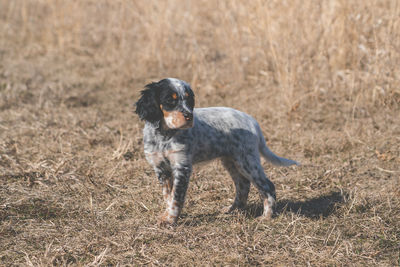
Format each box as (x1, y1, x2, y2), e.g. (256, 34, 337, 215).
(1, 0, 399, 109)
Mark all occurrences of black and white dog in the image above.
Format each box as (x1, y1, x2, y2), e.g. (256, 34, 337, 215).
(135, 78, 299, 225)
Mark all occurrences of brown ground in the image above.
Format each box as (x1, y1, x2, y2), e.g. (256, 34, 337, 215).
(0, 1, 399, 266)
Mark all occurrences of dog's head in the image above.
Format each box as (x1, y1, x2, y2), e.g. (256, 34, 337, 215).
(135, 78, 195, 129)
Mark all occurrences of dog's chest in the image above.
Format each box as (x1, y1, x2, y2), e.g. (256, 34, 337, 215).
(143, 139, 186, 167)
(142, 124, 191, 167)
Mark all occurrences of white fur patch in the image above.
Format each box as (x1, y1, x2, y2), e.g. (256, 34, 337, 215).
(263, 195, 275, 219)
(167, 78, 185, 94)
(164, 113, 176, 128)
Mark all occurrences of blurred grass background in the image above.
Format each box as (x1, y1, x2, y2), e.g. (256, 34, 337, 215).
(1, 0, 399, 108)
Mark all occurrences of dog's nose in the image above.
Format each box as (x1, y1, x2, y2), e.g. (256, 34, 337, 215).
(183, 111, 193, 121)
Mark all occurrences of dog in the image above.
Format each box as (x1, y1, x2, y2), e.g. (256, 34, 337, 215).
(135, 78, 299, 225)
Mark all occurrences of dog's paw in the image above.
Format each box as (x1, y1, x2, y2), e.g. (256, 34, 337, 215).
(261, 195, 275, 220)
(260, 210, 273, 220)
(158, 212, 177, 227)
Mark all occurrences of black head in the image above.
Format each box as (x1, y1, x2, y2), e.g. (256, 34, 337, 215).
(135, 78, 195, 129)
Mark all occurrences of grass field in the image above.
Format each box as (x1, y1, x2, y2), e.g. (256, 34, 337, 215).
(0, 0, 399, 265)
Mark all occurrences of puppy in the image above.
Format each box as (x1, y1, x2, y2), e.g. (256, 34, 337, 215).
(135, 78, 299, 225)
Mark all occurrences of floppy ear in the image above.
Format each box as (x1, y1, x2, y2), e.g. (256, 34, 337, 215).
(135, 83, 163, 123)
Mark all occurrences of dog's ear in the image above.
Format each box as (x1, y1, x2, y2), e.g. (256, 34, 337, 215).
(135, 82, 163, 123)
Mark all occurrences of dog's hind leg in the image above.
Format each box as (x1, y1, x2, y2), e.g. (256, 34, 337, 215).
(232, 153, 276, 219)
(222, 158, 251, 213)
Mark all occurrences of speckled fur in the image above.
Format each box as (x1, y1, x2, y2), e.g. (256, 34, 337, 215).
(135, 78, 299, 225)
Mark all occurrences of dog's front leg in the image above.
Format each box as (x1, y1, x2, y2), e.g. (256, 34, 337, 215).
(159, 164, 192, 226)
(154, 162, 173, 206)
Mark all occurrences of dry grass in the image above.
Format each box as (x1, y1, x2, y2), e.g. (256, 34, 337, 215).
(0, 0, 399, 266)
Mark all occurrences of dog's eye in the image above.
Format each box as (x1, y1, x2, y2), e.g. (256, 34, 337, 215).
(166, 97, 177, 105)
(166, 93, 178, 104)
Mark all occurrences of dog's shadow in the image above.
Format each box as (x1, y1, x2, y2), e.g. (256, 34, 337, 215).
(247, 190, 346, 219)
(182, 191, 346, 226)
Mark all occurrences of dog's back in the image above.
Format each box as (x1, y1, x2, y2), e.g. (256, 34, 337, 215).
(178, 107, 298, 166)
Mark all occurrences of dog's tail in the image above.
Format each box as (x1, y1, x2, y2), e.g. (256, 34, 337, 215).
(257, 128, 300, 166)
